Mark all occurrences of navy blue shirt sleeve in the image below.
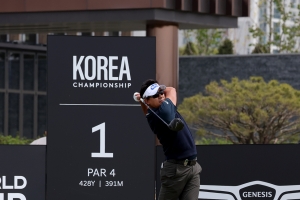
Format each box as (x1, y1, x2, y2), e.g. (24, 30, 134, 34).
(157, 98, 176, 124)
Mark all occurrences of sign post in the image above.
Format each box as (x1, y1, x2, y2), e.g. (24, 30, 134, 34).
(47, 36, 156, 200)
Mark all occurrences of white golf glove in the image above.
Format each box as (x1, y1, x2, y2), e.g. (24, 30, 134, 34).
(133, 92, 140, 102)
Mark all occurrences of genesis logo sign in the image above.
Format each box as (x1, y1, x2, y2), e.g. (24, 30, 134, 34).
(199, 181, 300, 200)
(239, 185, 274, 199)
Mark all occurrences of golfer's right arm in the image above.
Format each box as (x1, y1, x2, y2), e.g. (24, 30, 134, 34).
(164, 87, 177, 106)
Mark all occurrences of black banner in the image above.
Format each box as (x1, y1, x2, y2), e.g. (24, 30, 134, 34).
(0, 145, 46, 200)
(156, 145, 300, 200)
(47, 36, 156, 200)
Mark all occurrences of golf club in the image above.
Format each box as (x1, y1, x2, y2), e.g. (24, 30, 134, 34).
(140, 98, 184, 131)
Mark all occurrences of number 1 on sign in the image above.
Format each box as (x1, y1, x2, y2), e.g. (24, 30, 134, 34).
(91, 123, 113, 158)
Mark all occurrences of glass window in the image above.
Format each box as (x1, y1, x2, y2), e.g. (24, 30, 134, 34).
(273, 22, 280, 33)
(0, 34, 7, 42)
(0, 93, 4, 134)
(81, 32, 92, 36)
(9, 53, 20, 89)
(38, 55, 47, 91)
(24, 34, 37, 45)
(262, 36, 267, 44)
(273, 7, 281, 19)
(291, 0, 296, 8)
(38, 95, 46, 137)
(9, 93, 19, 136)
(0, 52, 4, 88)
(259, 7, 266, 19)
(24, 54, 35, 90)
(23, 94, 34, 138)
(259, 23, 266, 32)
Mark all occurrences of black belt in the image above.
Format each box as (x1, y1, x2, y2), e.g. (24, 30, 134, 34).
(167, 158, 197, 166)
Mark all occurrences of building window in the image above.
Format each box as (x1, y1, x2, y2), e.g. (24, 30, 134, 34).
(24, 54, 35, 91)
(9, 93, 19, 136)
(291, 0, 296, 8)
(109, 31, 120, 36)
(38, 55, 47, 91)
(0, 35, 8, 42)
(0, 52, 4, 89)
(273, 7, 281, 19)
(23, 94, 34, 138)
(38, 95, 47, 137)
(54, 33, 65, 35)
(24, 34, 37, 45)
(81, 32, 92, 36)
(262, 36, 267, 44)
(0, 92, 4, 134)
(260, 23, 267, 32)
(273, 22, 280, 33)
(9, 53, 20, 90)
(259, 6, 267, 19)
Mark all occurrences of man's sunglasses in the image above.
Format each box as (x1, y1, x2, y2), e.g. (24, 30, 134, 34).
(148, 90, 164, 99)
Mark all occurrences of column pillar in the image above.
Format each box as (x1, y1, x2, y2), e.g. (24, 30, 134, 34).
(146, 24, 179, 89)
(147, 24, 179, 145)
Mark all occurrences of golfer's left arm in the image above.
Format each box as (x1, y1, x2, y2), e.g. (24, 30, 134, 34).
(134, 92, 148, 115)
(158, 87, 177, 123)
(164, 87, 177, 106)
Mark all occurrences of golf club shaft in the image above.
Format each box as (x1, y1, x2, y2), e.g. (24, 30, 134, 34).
(140, 99, 170, 127)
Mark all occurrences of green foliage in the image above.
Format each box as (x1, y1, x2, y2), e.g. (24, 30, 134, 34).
(180, 29, 226, 55)
(196, 137, 232, 145)
(252, 43, 270, 54)
(180, 41, 199, 55)
(249, 0, 300, 53)
(0, 134, 34, 145)
(178, 77, 300, 144)
(218, 38, 234, 54)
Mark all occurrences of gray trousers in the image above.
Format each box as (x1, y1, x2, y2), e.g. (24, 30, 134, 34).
(158, 160, 202, 200)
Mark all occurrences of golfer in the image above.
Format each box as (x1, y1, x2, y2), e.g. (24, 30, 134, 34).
(134, 79, 202, 200)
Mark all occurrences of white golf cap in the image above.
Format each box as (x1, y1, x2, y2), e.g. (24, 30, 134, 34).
(143, 83, 166, 98)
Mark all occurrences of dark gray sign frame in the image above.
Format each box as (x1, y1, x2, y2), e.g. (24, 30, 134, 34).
(47, 36, 156, 200)
(0, 145, 46, 200)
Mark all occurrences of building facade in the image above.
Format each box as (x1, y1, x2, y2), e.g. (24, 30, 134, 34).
(227, 0, 300, 54)
(0, 43, 46, 138)
(179, 0, 300, 55)
(0, 0, 249, 139)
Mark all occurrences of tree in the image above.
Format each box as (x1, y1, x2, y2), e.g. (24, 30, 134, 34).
(249, 0, 300, 53)
(178, 77, 300, 144)
(196, 137, 232, 145)
(252, 43, 270, 54)
(180, 29, 226, 55)
(218, 38, 234, 54)
(180, 41, 198, 55)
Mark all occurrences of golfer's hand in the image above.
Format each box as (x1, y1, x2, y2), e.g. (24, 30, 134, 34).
(133, 92, 141, 102)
